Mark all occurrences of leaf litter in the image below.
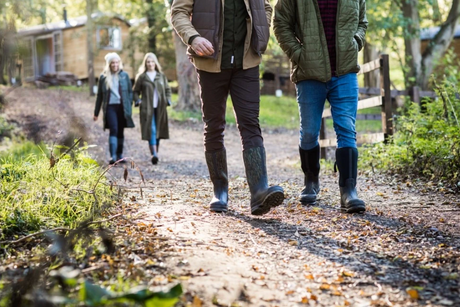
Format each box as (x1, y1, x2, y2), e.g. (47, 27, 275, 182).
(1, 88, 459, 306)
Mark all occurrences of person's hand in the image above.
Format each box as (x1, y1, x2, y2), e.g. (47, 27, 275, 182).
(191, 37, 214, 57)
(93, 116, 98, 121)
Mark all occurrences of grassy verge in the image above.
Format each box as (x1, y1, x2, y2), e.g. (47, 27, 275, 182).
(0, 141, 112, 239)
(0, 141, 183, 306)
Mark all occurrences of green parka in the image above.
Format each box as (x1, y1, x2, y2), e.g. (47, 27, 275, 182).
(132, 72, 171, 141)
(273, 0, 368, 83)
(94, 70, 135, 129)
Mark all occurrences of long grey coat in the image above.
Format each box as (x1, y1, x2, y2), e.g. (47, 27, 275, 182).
(133, 72, 171, 141)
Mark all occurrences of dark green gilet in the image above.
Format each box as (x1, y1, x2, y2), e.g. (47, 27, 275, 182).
(221, 0, 248, 69)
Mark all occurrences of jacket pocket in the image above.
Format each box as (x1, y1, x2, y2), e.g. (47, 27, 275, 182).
(291, 45, 302, 65)
(352, 37, 359, 51)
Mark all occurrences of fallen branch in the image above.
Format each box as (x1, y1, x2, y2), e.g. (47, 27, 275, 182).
(87, 213, 122, 225)
(0, 227, 70, 245)
(0, 214, 123, 245)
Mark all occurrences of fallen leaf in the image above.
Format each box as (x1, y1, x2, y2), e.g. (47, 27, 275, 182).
(319, 284, 330, 291)
(193, 295, 202, 306)
(406, 288, 419, 300)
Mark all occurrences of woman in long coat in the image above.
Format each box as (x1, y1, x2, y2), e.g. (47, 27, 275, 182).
(133, 53, 171, 164)
(93, 52, 134, 164)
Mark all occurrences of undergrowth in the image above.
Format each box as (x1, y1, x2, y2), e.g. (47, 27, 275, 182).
(0, 141, 182, 306)
(360, 74, 460, 188)
(0, 141, 112, 239)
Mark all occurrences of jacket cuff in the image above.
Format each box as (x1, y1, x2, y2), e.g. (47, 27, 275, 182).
(188, 35, 200, 45)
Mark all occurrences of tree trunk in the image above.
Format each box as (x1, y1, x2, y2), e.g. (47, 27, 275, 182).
(420, 0, 460, 89)
(401, 0, 460, 90)
(363, 43, 379, 88)
(401, 0, 422, 89)
(173, 32, 201, 112)
(146, 0, 156, 53)
(86, 0, 96, 96)
(0, 30, 6, 85)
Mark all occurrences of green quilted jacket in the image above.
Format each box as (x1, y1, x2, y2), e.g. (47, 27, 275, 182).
(273, 0, 367, 83)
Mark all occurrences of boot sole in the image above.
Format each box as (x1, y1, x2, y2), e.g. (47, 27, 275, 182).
(210, 203, 228, 213)
(341, 203, 366, 214)
(251, 191, 284, 216)
(151, 156, 158, 165)
(300, 195, 317, 205)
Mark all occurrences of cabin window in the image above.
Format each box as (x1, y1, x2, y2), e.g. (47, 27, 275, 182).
(97, 26, 122, 50)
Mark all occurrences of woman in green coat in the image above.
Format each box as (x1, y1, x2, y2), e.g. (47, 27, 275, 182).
(133, 53, 171, 164)
(94, 52, 135, 164)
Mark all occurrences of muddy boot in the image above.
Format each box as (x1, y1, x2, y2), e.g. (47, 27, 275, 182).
(243, 147, 284, 215)
(117, 137, 126, 163)
(149, 145, 158, 165)
(299, 145, 320, 205)
(335, 147, 365, 214)
(109, 136, 117, 164)
(205, 149, 228, 212)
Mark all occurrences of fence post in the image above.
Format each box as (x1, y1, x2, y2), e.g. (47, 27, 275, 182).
(410, 86, 421, 104)
(380, 54, 393, 141)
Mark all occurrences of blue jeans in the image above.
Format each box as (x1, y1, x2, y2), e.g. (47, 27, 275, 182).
(149, 111, 157, 146)
(296, 73, 358, 150)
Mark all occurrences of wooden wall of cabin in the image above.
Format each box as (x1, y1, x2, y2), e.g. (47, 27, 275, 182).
(62, 18, 144, 80)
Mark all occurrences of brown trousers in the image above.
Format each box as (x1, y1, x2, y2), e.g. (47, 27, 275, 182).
(197, 66, 264, 152)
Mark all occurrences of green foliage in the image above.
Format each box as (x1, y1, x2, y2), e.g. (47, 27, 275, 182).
(0, 115, 13, 137)
(0, 141, 112, 239)
(360, 74, 460, 186)
(78, 280, 182, 306)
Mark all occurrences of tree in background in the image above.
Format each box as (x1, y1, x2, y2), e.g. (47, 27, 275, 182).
(167, 0, 201, 112)
(0, 0, 24, 85)
(86, 0, 96, 96)
(146, 0, 157, 53)
(366, 0, 460, 90)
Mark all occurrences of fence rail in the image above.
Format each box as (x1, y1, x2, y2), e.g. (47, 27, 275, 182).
(319, 54, 393, 155)
(318, 54, 437, 158)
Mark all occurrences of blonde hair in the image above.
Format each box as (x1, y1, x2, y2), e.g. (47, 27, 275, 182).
(135, 52, 163, 81)
(102, 53, 123, 90)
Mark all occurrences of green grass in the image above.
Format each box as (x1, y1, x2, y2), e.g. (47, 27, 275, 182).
(168, 93, 382, 133)
(168, 94, 300, 129)
(50, 85, 86, 92)
(225, 95, 300, 129)
(0, 141, 112, 239)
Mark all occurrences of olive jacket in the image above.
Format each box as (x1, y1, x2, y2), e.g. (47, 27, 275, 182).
(171, 0, 272, 73)
(273, 0, 368, 83)
(94, 70, 135, 129)
(132, 72, 171, 141)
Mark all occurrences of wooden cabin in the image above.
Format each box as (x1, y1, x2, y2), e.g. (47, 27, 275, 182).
(16, 13, 144, 82)
(421, 25, 460, 55)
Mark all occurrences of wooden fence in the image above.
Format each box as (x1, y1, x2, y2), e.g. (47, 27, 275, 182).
(318, 54, 436, 158)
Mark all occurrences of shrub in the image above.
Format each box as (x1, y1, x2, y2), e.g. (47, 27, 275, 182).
(361, 75, 460, 187)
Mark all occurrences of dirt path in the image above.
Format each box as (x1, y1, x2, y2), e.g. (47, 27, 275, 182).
(4, 88, 460, 307)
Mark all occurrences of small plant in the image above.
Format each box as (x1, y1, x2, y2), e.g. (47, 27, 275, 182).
(0, 115, 13, 138)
